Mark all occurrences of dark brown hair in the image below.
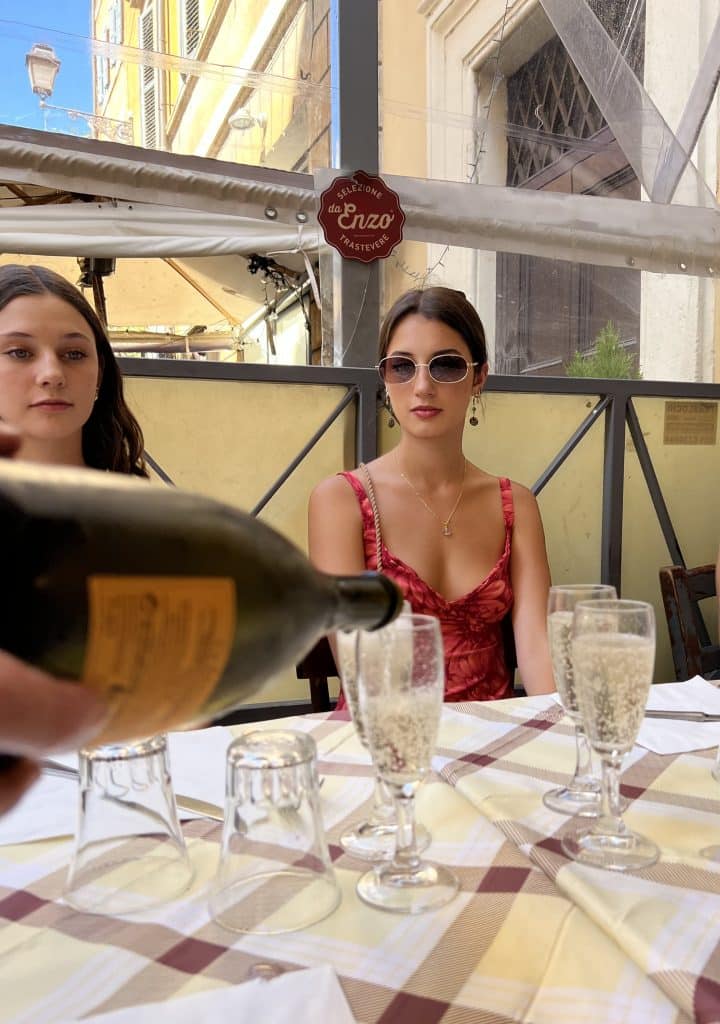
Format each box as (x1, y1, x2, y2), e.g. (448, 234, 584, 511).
(0, 264, 148, 477)
(378, 287, 488, 366)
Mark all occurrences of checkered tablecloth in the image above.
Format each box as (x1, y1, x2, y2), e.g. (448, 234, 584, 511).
(1, 697, 718, 1024)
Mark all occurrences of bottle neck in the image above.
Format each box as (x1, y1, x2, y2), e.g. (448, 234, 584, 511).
(330, 573, 403, 632)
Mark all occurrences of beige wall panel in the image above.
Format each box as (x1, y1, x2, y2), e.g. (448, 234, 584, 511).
(123, 376, 354, 704)
(623, 398, 720, 682)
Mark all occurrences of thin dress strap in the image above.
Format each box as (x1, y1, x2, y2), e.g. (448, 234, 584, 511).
(499, 477, 514, 531)
(338, 471, 381, 571)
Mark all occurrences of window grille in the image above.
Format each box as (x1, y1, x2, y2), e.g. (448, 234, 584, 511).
(494, 2, 645, 374)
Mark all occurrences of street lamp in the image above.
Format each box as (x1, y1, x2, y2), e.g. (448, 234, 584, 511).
(25, 42, 133, 144)
(228, 106, 268, 163)
(25, 43, 60, 99)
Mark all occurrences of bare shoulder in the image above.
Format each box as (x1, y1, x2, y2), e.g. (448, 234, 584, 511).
(308, 469, 367, 573)
(310, 471, 354, 502)
(507, 479, 539, 511)
(507, 479, 546, 540)
(308, 471, 361, 519)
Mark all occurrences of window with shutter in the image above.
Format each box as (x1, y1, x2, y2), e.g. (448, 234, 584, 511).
(182, 0, 201, 57)
(95, 54, 106, 106)
(140, 3, 158, 149)
(109, 0, 122, 68)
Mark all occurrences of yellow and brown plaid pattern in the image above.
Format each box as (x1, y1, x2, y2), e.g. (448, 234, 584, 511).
(1, 698, 715, 1023)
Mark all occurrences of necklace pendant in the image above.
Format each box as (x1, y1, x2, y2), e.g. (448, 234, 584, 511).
(442, 523, 453, 537)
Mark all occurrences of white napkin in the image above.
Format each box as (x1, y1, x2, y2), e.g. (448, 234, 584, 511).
(65, 965, 356, 1024)
(0, 727, 232, 846)
(637, 676, 720, 755)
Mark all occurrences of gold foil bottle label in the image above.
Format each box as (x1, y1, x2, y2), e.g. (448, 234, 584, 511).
(83, 576, 236, 743)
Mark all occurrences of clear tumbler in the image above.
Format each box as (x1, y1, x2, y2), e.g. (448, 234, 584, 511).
(210, 729, 340, 934)
(64, 734, 195, 915)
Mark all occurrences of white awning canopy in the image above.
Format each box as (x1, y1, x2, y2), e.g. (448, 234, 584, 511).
(0, 124, 718, 282)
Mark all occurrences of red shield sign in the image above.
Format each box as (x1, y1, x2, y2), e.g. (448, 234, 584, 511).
(318, 170, 405, 263)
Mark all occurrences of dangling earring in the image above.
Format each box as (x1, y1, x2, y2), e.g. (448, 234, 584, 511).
(383, 390, 396, 428)
(469, 393, 479, 427)
(94, 387, 100, 403)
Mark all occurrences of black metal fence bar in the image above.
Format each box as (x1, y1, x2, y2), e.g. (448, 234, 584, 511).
(625, 399, 686, 570)
(143, 451, 175, 485)
(601, 394, 627, 592)
(250, 386, 358, 517)
(356, 372, 380, 465)
(532, 396, 610, 496)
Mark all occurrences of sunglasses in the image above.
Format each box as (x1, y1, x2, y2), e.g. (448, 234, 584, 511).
(377, 354, 478, 385)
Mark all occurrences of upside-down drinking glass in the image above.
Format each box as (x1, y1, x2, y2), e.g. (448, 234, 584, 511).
(562, 599, 659, 871)
(336, 618, 429, 862)
(355, 614, 458, 913)
(544, 584, 617, 816)
(63, 735, 195, 915)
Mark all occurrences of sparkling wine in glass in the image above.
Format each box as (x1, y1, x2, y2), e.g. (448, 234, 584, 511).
(355, 614, 458, 913)
(562, 599, 659, 871)
(543, 584, 616, 816)
(336, 612, 429, 862)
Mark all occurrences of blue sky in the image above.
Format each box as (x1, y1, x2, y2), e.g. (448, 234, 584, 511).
(0, 2, 93, 134)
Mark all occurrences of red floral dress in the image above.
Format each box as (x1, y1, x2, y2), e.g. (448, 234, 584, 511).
(340, 472, 515, 702)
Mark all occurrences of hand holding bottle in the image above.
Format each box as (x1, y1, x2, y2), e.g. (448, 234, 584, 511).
(0, 650, 107, 814)
(0, 460, 402, 747)
(0, 422, 110, 814)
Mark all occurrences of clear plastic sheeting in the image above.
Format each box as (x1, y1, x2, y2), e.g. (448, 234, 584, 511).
(539, 0, 717, 209)
(354, 236, 714, 383)
(400, 0, 719, 208)
(1, 10, 331, 174)
(313, 168, 720, 280)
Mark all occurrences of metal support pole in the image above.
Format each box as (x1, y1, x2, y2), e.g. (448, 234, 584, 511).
(250, 386, 358, 516)
(532, 396, 610, 496)
(144, 451, 175, 485)
(356, 374, 379, 465)
(625, 399, 685, 568)
(329, 0, 380, 368)
(601, 392, 626, 593)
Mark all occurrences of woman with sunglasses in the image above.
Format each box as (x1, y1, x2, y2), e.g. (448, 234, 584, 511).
(309, 286, 555, 700)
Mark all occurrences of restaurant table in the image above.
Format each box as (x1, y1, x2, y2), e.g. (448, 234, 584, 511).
(2, 694, 720, 1024)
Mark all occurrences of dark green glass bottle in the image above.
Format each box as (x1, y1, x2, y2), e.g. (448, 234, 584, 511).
(0, 461, 401, 745)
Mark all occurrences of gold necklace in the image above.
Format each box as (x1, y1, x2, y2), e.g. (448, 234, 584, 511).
(399, 458, 467, 538)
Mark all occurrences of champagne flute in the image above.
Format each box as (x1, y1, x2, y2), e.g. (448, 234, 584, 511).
(562, 599, 659, 871)
(336, 617, 430, 861)
(544, 584, 617, 816)
(355, 614, 458, 913)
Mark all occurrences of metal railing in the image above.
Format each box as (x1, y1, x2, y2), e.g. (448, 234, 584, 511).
(120, 358, 720, 595)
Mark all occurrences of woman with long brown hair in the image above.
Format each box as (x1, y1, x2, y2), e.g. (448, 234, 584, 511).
(0, 263, 146, 476)
(309, 286, 555, 699)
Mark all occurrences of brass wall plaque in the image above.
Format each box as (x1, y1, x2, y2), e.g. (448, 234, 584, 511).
(663, 401, 718, 445)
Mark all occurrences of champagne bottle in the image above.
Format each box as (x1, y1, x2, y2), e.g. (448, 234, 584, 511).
(0, 461, 402, 745)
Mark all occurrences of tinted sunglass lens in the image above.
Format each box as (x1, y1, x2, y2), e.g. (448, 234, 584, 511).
(430, 356, 467, 382)
(385, 357, 416, 383)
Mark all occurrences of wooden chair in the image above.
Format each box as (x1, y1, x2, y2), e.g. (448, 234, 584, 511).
(214, 639, 336, 726)
(295, 636, 337, 712)
(659, 564, 720, 680)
